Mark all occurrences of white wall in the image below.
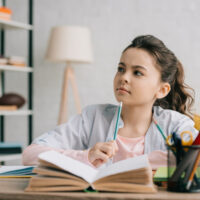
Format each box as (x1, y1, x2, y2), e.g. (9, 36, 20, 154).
(3, 0, 200, 149)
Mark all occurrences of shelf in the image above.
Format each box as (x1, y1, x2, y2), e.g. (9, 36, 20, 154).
(0, 19, 33, 30)
(0, 153, 21, 162)
(0, 1, 34, 150)
(0, 65, 33, 72)
(0, 110, 33, 116)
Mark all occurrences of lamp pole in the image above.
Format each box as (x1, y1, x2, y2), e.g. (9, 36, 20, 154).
(58, 62, 81, 125)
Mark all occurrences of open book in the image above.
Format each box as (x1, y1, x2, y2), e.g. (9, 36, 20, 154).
(25, 150, 157, 193)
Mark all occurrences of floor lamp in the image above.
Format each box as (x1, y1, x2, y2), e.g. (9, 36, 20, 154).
(45, 26, 93, 125)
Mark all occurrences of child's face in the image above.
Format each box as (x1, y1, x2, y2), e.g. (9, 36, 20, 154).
(113, 48, 166, 107)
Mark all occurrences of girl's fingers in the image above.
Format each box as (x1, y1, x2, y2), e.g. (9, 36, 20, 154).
(92, 149, 109, 164)
(99, 144, 115, 157)
(92, 159, 104, 168)
(88, 141, 119, 167)
(103, 141, 118, 154)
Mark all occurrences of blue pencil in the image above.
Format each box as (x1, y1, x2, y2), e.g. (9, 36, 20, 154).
(113, 102, 122, 140)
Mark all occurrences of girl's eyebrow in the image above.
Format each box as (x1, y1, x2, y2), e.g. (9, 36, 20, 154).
(118, 62, 147, 71)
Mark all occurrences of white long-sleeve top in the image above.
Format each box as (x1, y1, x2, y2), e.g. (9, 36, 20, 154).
(23, 104, 198, 169)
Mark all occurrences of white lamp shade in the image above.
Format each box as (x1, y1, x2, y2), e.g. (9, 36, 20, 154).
(45, 26, 93, 63)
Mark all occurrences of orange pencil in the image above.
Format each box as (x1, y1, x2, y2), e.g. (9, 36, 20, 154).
(186, 150, 200, 190)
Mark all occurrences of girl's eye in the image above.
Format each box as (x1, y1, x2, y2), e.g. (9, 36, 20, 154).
(117, 66, 125, 73)
(134, 70, 143, 76)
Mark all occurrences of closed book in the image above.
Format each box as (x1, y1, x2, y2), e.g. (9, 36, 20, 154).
(0, 142, 22, 154)
(0, 166, 35, 177)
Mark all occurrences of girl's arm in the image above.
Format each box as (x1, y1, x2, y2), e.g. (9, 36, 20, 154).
(22, 143, 93, 166)
(22, 105, 94, 165)
(23, 141, 118, 168)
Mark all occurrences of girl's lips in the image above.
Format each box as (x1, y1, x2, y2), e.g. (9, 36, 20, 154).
(117, 88, 131, 94)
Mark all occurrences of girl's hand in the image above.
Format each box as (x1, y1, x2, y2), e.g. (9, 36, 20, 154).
(88, 140, 118, 168)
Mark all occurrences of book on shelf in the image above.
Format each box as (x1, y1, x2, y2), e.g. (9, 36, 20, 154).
(8, 56, 26, 67)
(0, 105, 17, 111)
(0, 56, 26, 67)
(25, 150, 157, 193)
(0, 142, 22, 154)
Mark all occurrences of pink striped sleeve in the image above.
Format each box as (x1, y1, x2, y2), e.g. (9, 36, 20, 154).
(22, 144, 94, 168)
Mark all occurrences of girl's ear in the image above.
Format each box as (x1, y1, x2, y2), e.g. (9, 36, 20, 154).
(156, 82, 171, 99)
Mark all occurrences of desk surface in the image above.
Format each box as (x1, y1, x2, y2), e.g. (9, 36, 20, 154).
(1, 178, 200, 200)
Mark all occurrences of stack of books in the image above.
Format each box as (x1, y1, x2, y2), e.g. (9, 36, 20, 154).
(7, 56, 26, 67)
(0, 56, 26, 67)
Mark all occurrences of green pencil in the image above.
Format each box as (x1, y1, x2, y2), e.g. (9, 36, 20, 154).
(153, 118, 166, 141)
(113, 102, 122, 140)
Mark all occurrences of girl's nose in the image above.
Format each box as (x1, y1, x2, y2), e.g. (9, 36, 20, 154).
(120, 72, 130, 84)
(121, 78, 128, 84)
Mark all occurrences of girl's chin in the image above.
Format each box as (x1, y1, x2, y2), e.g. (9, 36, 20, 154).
(115, 98, 129, 104)
(114, 97, 136, 106)
(115, 94, 129, 100)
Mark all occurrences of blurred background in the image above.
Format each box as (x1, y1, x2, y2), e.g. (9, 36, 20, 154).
(0, 0, 199, 163)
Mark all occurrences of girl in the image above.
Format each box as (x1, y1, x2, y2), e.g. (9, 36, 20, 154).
(23, 35, 198, 169)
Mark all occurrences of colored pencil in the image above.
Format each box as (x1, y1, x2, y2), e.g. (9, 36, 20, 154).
(186, 150, 200, 190)
(153, 118, 166, 140)
(113, 102, 122, 140)
(192, 131, 200, 145)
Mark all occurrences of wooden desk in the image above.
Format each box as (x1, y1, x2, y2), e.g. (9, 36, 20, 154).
(1, 178, 200, 200)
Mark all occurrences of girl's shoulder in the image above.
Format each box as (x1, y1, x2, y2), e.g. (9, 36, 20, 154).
(152, 106, 199, 141)
(153, 106, 191, 121)
(153, 106, 195, 130)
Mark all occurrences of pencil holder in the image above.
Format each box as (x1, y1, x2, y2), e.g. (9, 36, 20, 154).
(167, 145, 200, 192)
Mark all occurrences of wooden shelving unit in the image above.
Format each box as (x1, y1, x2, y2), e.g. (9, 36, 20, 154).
(0, 0, 33, 163)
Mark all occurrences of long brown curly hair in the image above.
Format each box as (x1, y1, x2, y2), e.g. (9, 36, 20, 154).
(123, 35, 194, 118)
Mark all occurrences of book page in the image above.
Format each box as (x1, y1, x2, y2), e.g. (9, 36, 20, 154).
(93, 155, 149, 182)
(38, 150, 98, 184)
